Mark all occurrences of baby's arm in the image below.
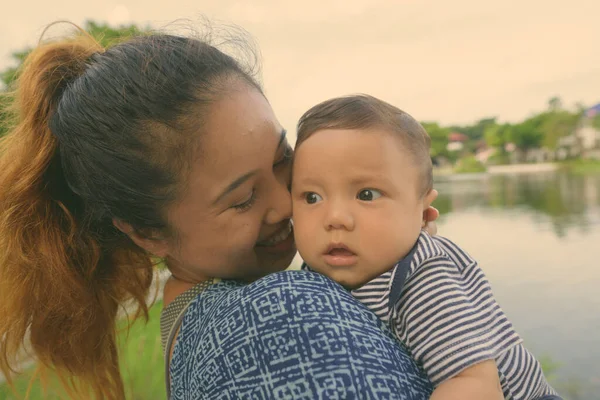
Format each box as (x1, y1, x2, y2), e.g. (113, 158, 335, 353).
(389, 235, 523, 398)
(430, 359, 503, 400)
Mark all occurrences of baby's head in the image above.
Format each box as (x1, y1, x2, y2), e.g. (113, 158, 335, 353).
(292, 94, 437, 289)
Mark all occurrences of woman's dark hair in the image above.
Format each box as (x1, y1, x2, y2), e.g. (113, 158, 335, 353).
(0, 22, 260, 399)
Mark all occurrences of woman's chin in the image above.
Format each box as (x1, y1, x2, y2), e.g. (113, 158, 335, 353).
(252, 246, 297, 278)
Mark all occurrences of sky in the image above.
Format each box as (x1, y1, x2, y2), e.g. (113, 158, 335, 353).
(1, 0, 599, 131)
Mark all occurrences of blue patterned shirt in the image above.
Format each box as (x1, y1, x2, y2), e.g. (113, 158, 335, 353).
(167, 271, 434, 399)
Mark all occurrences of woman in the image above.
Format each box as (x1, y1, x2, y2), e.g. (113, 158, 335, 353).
(0, 25, 438, 399)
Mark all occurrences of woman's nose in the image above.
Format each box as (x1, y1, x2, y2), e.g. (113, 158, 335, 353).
(264, 172, 292, 225)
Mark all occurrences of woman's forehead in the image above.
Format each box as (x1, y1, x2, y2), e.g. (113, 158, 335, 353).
(185, 88, 283, 196)
(204, 88, 279, 152)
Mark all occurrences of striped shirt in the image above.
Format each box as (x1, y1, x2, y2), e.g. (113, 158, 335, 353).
(349, 232, 559, 399)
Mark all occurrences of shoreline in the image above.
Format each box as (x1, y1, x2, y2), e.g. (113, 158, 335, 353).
(435, 159, 600, 179)
(434, 162, 559, 180)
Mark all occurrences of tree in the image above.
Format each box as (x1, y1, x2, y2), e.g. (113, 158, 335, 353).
(539, 110, 580, 149)
(509, 115, 544, 154)
(0, 21, 148, 136)
(547, 96, 562, 112)
(0, 50, 29, 88)
(0, 92, 12, 135)
(421, 121, 449, 159)
(450, 117, 497, 142)
(592, 114, 600, 131)
(484, 123, 512, 150)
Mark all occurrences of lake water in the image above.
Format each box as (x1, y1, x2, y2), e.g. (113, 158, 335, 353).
(433, 170, 600, 400)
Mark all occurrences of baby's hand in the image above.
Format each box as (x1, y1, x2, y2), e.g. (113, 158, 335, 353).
(430, 360, 504, 400)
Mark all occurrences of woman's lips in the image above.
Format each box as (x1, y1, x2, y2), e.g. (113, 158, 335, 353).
(255, 221, 295, 253)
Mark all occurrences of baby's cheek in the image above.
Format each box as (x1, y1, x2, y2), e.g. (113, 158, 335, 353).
(373, 217, 414, 259)
(292, 218, 313, 257)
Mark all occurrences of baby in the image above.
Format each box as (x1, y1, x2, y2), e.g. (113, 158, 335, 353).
(291, 95, 560, 400)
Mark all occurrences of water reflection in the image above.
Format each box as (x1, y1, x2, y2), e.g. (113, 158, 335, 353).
(434, 172, 600, 238)
(432, 171, 600, 399)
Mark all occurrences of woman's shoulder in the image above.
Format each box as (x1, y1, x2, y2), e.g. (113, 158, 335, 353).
(188, 270, 346, 299)
(184, 270, 350, 313)
(170, 270, 434, 399)
(243, 269, 346, 293)
(179, 269, 381, 347)
(213, 270, 358, 312)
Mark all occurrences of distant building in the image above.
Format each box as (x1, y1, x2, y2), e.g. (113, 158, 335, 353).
(446, 132, 469, 152)
(585, 103, 600, 118)
(475, 147, 496, 163)
(557, 103, 600, 160)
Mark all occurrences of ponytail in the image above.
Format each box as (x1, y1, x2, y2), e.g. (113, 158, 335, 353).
(0, 27, 154, 399)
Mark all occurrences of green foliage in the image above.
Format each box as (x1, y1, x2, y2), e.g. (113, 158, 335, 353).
(484, 123, 511, 150)
(508, 115, 545, 152)
(421, 121, 450, 159)
(436, 96, 588, 164)
(0, 92, 13, 137)
(592, 114, 600, 131)
(486, 151, 511, 166)
(479, 99, 581, 154)
(539, 111, 581, 149)
(539, 355, 561, 382)
(453, 155, 486, 174)
(547, 96, 562, 112)
(450, 117, 497, 142)
(0, 50, 28, 88)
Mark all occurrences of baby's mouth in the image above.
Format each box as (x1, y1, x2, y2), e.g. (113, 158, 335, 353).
(323, 243, 357, 266)
(327, 248, 355, 257)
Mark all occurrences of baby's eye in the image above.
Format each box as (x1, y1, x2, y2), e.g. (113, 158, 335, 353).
(305, 192, 323, 204)
(357, 189, 382, 201)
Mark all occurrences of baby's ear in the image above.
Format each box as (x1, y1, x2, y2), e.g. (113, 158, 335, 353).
(423, 188, 438, 209)
(421, 189, 439, 231)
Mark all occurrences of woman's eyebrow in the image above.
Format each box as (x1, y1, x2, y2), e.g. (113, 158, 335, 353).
(277, 128, 287, 150)
(213, 129, 287, 206)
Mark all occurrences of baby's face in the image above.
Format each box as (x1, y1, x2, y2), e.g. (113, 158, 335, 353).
(292, 128, 436, 290)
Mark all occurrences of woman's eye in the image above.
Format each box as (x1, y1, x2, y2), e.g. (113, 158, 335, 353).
(232, 189, 257, 212)
(357, 189, 382, 201)
(305, 192, 323, 204)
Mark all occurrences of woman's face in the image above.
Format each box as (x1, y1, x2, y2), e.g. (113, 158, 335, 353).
(164, 84, 296, 282)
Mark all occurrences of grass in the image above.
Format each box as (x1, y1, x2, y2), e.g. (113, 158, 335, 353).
(559, 158, 600, 174)
(0, 301, 165, 400)
(539, 355, 561, 382)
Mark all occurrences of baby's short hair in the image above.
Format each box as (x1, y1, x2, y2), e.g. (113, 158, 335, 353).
(296, 94, 433, 196)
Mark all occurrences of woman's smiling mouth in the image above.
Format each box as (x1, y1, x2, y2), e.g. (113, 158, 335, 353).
(256, 221, 294, 253)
